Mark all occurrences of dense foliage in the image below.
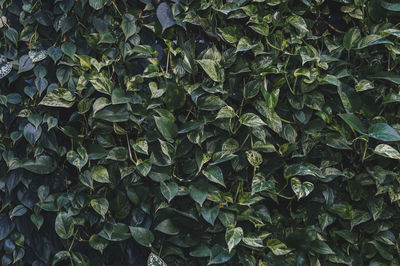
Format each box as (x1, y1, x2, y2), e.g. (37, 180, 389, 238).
(1, 0, 400, 265)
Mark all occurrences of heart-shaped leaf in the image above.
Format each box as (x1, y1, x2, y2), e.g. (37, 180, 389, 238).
(291, 177, 314, 200)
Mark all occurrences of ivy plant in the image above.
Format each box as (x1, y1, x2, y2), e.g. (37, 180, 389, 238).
(1, 0, 400, 265)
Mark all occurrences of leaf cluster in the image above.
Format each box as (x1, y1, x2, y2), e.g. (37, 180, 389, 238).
(1, 0, 400, 265)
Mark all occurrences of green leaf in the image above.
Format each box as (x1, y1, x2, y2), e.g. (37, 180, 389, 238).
(91, 165, 110, 183)
(121, 14, 137, 40)
(55, 212, 74, 239)
(337, 83, 360, 113)
(343, 27, 361, 50)
(355, 79, 374, 92)
(47, 46, 62, 63)
(147, 253, 167, 266)
(75, 55, 91, 70)
(6, 27, 19, 45)
(246, 150, 263, 167)
(380, 1, 400, 11)
(0, 214, 13, 241)
(30, 213, 44, 230)
(52, 251, 70, 266)
(162, 81, 186, 111)
(78, 98, 95, 114)
(106, 147, 128, 161)
(39, 88, 76, 108)
(284, 164, 322, 179)
(99, 223, 131, 241)
(249, 23, 269, 36)
(160, 181, 179, 202)
(9, 205, 27, 219)
(324, 133, 352, 150)
(93, 105, 129, 122)
(239, 113, 266, 127)
(196, 59, 225, 82)
(236, 37, 257, 52)
(369, 72, 400, 85)
(136, 159, 152, 176)
(287, 15, 308, 33)
(91, 198, 109, 217)
(20, 155, 57, 174)
(251, 173, 275, 195)
(18, 55, 34, 73)
(352, 210, 371, 228)
(190, 244, 211, 257)
(156, 2, 175, 32)
(189, 184, 208, 206)
(309, 240, 335, 255)
(89, 234, 109, 252)
(290, 177, 314, 200)
(374, 144, 400, 159)
(129, 227, 155, 247)
(328, 203, 354, 219)
(131, 139, 148, 155)
(225, 227, 243, 252)
(216, 105, 236, 119)
(154, 116, 178, 142)
(198, 95, 226, 111)
(67, 146, 88, 171)
(209, 244, 236, 265)
(61, 42, 76, 58)
(201, 205, 220, 225)
(155, 219, 179, 235)
(339, 113, 366, 134)
(215, 3, 240, 15)
(90, 74, 113, 95)
(218, 26, 240, 44)
(244, 80, 262, 100)
(89, 0, 107, 10)
(71, 252, 90, 266)
(266, 239, 293, 256)
(356, 34, 393, 49)
(56, 67, 72, 87)
(202, 165, 225, 187)
(368, 123, 400, 142)
(23, 123, 42, 145)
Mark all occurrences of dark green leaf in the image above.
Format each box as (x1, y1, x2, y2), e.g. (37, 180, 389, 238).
(202, 165, 225, 187)
(381, 1, 400, 11)
(156, 2, 175, 32)
(47, 46, 62, 63)
(154, 116, 178, 141)
(89, 0, 107, 10)
(18, 55, 34, 73)
(91, 198, 109, 217)
(160, 181, 178, 202)
(368, 123, 400, 142)
(239, 113, 266, 127)
(129, 227, 155, 247)
(155, 219, 179, 235)
(20, 155, 57, 174)
(339, 113, 366, 134)
(209, 244, 236, 265)
(55, 212, 75, 239)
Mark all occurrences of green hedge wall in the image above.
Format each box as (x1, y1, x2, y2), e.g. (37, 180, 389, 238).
(1, 0, 400, 265)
